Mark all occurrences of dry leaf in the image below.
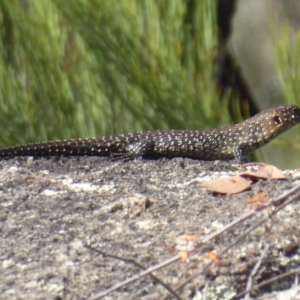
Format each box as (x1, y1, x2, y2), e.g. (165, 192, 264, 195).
(205, 251, 221, 265)
(241, 163, 286, 180)
(202, 175, 252, 194)
(246, 191, 270, 209)
(178, 251, 189, 262)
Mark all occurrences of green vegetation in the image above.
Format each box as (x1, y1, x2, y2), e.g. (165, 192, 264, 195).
(0, 0, 299, 155)
(275, 23, 300, 106)
(0, 0, 225, 146)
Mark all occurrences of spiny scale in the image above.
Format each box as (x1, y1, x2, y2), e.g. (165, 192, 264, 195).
(1, 105, 300, 164)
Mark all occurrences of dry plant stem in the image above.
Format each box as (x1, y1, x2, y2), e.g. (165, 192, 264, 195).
(245, 243, 270, 300)
(160, 185, 300, 300)
(201, 209, 258, 244)
(85, 185, 300, 300)
(294, 274, 299, 287)
(202, 184, 300, 244)
(232, 190, 300, 299)
(271, 184, 300, 205)
(88, 253, 180, 300)
(203, 280, 210, 300)
(159, 217, 268, 300)
(233, 267, 300, 300)
(85, 245, 182, 300)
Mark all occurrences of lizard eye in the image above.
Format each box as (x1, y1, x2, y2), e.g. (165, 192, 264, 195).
(293, 107, 300, 114)
(273, 115, 282, 124)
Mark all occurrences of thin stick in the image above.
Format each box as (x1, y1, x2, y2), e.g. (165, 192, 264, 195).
(233, 267, 300, 300)
(245, 243, 270, 300)
(85, 245, 183, 300)
(160, 186, 300, 299)
(88, 254, 180, 300)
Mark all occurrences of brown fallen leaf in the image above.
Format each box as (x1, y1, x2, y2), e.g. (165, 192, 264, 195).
(205, 251, 221, 265)
(201, 175, 252, 194)
(178, 251, 189, 262)
(246, 191, 270, 209)
(241, 163, 286, 180)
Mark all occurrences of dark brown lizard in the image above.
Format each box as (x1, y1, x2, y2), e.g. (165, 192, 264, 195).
(0, 105, 300, 164)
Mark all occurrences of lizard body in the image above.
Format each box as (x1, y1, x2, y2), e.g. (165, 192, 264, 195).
(1, 105, 299, 163)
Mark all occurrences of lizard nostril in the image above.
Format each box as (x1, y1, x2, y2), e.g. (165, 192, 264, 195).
(273, 116, 282, 124)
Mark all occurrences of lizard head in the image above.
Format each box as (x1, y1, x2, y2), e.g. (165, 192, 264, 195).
(239, 105, 300, 155)
(263, 105, 300, 135)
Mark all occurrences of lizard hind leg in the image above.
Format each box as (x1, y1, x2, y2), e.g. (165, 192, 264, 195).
(110, 140, 155, 162)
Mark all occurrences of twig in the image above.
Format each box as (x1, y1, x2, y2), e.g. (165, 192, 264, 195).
(201, 184, 300, 244)
(201, 209, 257, 244)
(232, 267, 300, 300)
(85, 245, 182, 300)
(245, 243, 270, 300)
(272, 184, 300, 205)
(203, 280, 210, 300)
(85, 185, 300, 300)
(160, 185, 300, 300)
(86, 248, 180, 300)
(160, 213, 267, 300)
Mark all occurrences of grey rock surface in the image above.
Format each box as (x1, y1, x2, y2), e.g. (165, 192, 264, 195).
(0, 157, 300, 299)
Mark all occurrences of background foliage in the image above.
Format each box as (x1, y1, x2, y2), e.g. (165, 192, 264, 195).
(0, 0, 224, 146)
(0, 0, 299, 163)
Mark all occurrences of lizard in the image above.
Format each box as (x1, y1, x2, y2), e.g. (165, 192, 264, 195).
(0, 105, 299, 164)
